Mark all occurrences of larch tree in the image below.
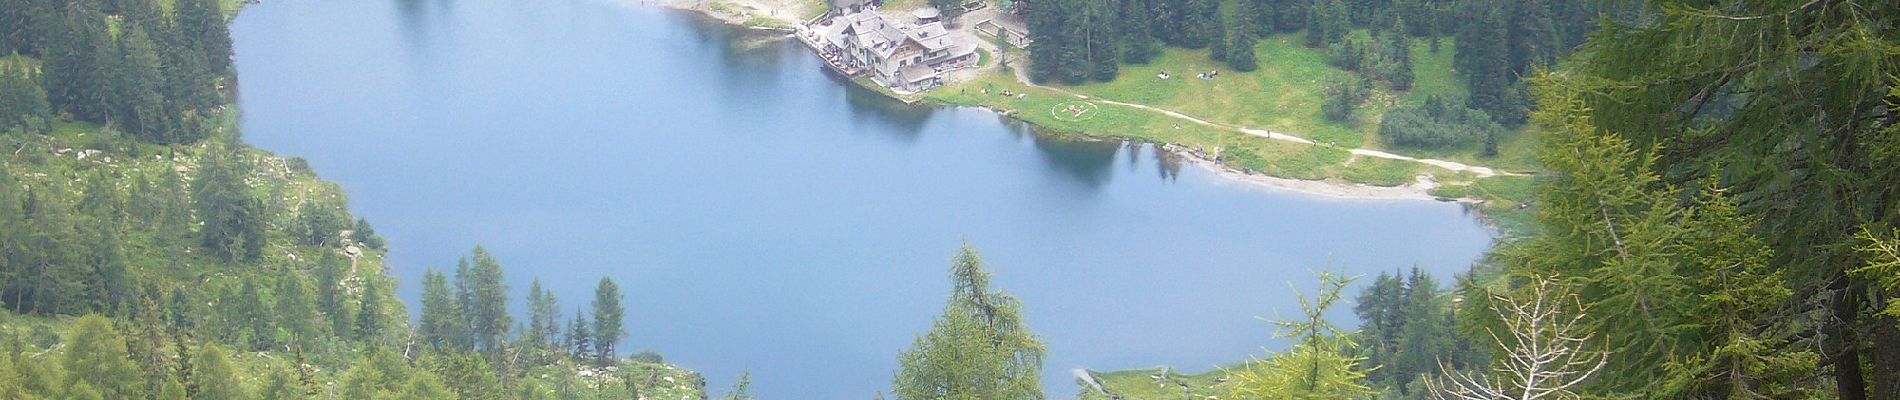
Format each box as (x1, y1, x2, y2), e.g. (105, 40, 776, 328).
(61, 315, 145, 400)
(892, 246, 1044, 400)
(591, 277, 625, 366)
(190, 344, 249, 400)
(1229, 272, 1373, 399)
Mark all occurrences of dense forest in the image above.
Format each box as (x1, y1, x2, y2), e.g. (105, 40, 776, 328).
(2, 0, 1897, 398)
(0, 0, 719, 398)
(1022, 0, 1596, 153)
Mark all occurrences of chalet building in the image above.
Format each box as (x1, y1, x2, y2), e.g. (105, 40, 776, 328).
(807, 8, 977, 92)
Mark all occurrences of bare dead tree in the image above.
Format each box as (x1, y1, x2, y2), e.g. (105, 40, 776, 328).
(1427, 275, 1609, 400)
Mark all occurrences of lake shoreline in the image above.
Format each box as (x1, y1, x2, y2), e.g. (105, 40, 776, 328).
(647, 2, 1471, 204)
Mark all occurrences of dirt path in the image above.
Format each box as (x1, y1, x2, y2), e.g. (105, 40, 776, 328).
(1005, 63, 1517, 178)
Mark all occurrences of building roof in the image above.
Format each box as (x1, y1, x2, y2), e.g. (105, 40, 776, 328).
(913, 7, 942, 19)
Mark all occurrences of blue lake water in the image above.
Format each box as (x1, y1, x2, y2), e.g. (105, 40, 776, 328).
(230, 0, 1494, 397)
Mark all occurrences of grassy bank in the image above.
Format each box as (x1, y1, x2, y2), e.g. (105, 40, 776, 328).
(1075, 367, 1239, 400)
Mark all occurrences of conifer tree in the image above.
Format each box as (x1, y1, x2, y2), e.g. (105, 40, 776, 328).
(190, 344, 247, 400)
(567, 308, 593, 360)
(420, 268, 469, 351)
(525, 279, 562, 353)
(175, 0, 233, 75)
(276, 273, 318, 346)
(356, 278, 386, 342)
(316, 251, 351, 335)
(1118, 0, 1161, 64)
(0, 65, 51, 134)
(1230, 272, 1372, 398)
(592, 277, 625, 366)
(460, 247, 510, 356)
(892, 246, 1043, 400)
(61, 315, 145, 400)
(1226, 1, 1260, 72)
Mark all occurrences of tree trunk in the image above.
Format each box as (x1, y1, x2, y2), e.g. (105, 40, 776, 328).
(1829, 274, 1867, 400)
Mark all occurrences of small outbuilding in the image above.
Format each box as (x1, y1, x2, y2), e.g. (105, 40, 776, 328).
(913, 7, 942, 24)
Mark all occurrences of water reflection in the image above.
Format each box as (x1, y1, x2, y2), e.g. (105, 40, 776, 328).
(839, 75, 935, 143)
(1025, 126, 1121, 189)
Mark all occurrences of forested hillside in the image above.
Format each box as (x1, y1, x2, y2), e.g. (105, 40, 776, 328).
(1043, 0, 1900, 399)
(0, 0, 711, 398)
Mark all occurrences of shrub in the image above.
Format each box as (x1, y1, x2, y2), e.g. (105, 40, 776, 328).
(1377, 96, 1503, 149)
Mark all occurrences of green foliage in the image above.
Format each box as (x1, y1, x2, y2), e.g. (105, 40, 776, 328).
(524, 278, 562, 355)
(353, 217, 386, 249)
(0, 65, 51, 134)
(189, 344, 247, 400)
(420, 268, 469, 351)
(460, 247, 511, 357)
(1229, 272, 1371, 399)
(591, 276, 624, 365)
(1377, 95, 1501, 149)
(295, 200, 349, 247)
(893, 246, 1044, 400)
(423, 350, 503, 400)
(720, 372, 752, 400)
(1321, 76, 1364, 122)
(193, 141, 266, 263)
(275, 273, 318, 346)
(61, 315, 143, 399)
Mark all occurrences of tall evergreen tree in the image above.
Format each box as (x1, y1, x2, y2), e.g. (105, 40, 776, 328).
(276, 273, 318, 346)
(355, 277, 385, 342)
(39, 0, 115, 123)
(188, 343, 247, 400)
(175, 0, 233, 75)
(460, 247, 511, 356)
(1231, 272, 1372, 398)
(0, 65, 52, 134)
(1226, 1, 1261, 72)
(525, 279, 562, 353)
(567, 307, 593, 360)
(61, 315, 145, 400)
(892, 246, 1043, 400)
(192, 141, 266, 262)
(1118, 0, 1161, 64)
(315, 251, 351, 336)
(592, 277, 625, 366)
(419, 268, 469, 351)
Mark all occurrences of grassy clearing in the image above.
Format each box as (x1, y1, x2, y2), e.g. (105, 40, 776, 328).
(929, 69, 1365, 180)
(1075, 367, 1240, 400)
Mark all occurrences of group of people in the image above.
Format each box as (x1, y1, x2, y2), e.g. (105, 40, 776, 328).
(979, 88, 1028, 99)
(1155, 70, 1221, 80)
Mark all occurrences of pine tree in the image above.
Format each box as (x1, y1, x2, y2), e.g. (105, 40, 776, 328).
(175, 0, 233, 75)
(276, 273, 318, 346)
(1226, 1, 1261, 72)
(193, 141, 266, 263)
(356, 278, 385, 342)
(420, 269, 466, 351)
(191, 344, 248, 400)
(1176, 0, 1218, 48)
(892, 246, 1043, 400)
(39, 0, 115, 123)
(460, 247, 511, 356)
(592, 277, 625, 366)
(1118, 0, 1161, 64)
(1230, 272, 1372, 398)
(525, 279, 562, 353)
(111, 26, 176, 143)
(61, 315, 145, 400)
(316, 251, 351, 336)
(567, 308, 593, 360)
(0, 65, 51, 134)
(1392, 268, 1453, 393)
(233, 275, 274, 350)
